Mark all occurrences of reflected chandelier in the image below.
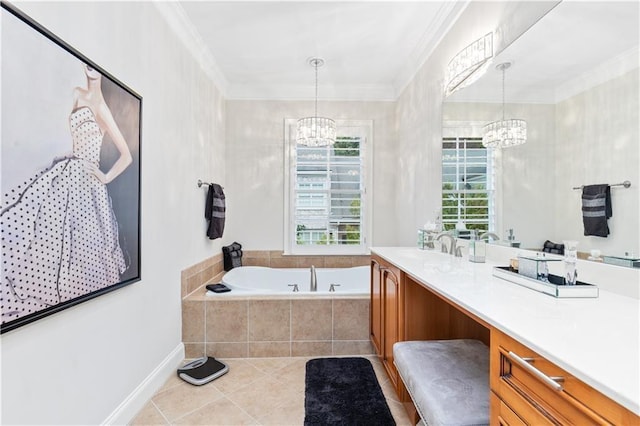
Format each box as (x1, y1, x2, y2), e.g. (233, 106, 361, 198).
(482, 62, 527, 148)
(296, 58, 336, 147)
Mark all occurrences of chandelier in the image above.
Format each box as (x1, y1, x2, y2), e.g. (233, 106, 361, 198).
(444, 33, 493, 97)
(296, 58, 336, 147)
(482, 62, 527, 148)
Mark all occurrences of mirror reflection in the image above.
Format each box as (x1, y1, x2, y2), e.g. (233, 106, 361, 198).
(442, 1, 639, 262)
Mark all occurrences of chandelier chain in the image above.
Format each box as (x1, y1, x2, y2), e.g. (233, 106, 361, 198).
(315, 60, 318, 134)
(501, 65, 505, 121)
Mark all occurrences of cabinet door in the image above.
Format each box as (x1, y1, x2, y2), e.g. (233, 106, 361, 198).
(382, 267, 401, 389)
(370, 259, 383, 357)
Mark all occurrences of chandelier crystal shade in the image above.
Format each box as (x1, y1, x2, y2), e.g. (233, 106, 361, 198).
(296, 58, 336, 147)
(482, 62, 527, 148)
(444, 33, 493, 97)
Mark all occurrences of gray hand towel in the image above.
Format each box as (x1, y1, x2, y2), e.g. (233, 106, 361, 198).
(205, 184, 225, 239)
(582, 184, 611, 237)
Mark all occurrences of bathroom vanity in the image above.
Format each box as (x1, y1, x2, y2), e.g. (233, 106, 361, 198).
(370, 247, 639, 425)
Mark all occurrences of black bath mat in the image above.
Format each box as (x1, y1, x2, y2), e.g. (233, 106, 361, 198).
(304, 357, 396, 426)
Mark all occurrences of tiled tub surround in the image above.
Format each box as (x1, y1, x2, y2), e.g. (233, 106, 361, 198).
(181, 252, 372, 358)
(181, 251, 370, 299)
(181, 254, 224, 299)
(182, 296, 372, 358)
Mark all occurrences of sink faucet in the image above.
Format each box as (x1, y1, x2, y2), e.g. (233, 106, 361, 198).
(479, 232, 500, 242)
(310, 265, 317, 292)
(436, 232, 460, 256)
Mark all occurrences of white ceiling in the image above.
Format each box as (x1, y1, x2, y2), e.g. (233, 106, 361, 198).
(446, 1, 640, 104)
(175, 1, 466, 100)
(166, 1, 639, 103)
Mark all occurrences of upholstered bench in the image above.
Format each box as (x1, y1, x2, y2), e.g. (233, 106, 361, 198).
(393, 339, 490, 426)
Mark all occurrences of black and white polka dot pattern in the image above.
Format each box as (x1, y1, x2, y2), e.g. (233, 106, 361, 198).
(1, 107, 127, 324)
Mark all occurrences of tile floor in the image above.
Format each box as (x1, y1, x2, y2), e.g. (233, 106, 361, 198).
(130, 356, 412, 425)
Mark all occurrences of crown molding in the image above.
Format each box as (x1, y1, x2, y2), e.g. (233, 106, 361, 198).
(226, 84, 397, 102)
(392, 0, 470, 98)
(555, 47, 639, 103)
(154, 2, 229, 97)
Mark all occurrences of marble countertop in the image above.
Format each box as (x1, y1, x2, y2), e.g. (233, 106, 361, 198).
(371, 246, 640, 415)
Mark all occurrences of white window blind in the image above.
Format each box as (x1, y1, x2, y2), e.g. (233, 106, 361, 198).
(285, 120, 371, 255)
(295, 136, 363, 246)
(442, 136, 494, 233)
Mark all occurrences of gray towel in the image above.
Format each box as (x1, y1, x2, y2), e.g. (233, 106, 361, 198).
(582, 184, 611, 237)
(205, 184, 225, 239)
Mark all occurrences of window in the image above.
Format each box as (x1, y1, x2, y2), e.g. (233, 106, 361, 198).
(441, 130, 495, 234)
(285, 120, 372, 255)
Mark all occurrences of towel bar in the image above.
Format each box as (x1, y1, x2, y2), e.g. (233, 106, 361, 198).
(572, 180, 631, 190)
(197, 179, 224, 189)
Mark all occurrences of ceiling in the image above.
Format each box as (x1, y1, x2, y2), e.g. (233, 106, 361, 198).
(446, 1, 640, 104)
(175, 1, 466, 101)
(168, 1, 639, 103)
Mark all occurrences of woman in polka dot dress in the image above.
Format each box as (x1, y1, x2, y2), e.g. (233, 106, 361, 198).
(1, 64, 132, 324)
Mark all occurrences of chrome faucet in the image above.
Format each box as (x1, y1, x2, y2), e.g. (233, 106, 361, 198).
(436, 232, 460, 256)
(310, 265, 317, 292)
(479, 232, 500, 242)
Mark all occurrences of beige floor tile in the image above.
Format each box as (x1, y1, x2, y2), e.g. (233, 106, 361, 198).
(140, 355, 410, 426)
(251, 394, 306, 425)
(156, 373, 184, 394)
(172, 397, 259, 425)
(130, 402, 168, 425)
(211, 359, 267, 395)
(380, 378, 400, 403)
(387, 399, 414, 426)
(151, 381, 224, 422)
(226, 375, 301, 420)
(244, 357, 297, 375)
(269, 357, 309, 394)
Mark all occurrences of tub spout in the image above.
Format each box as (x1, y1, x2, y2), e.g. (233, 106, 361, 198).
(310, 265, 317, 292)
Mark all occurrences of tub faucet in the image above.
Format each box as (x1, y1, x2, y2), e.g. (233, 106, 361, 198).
(310, 265, 317, 292)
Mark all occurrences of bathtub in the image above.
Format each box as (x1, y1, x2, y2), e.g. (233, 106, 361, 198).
(208, 265, 370, 296)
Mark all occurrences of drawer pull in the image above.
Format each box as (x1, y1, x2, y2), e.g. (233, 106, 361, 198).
(508, 351, 564, 391)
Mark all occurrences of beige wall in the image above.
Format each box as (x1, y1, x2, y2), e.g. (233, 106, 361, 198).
(554, 69, 640, 255)
(442, 101, 557, 248)
(393, 1, 559, 246)
(1, 2, 225, 424)
(224, 100, 398, 249)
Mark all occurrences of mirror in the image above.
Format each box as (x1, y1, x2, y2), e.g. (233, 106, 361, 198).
(443, 1, 639, 261)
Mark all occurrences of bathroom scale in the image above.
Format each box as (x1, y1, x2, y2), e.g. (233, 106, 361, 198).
(177, 357, 228, 386)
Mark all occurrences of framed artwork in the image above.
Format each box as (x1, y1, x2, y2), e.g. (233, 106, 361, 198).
(1, 3, 142, 333)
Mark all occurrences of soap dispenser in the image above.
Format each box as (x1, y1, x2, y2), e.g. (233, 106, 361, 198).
(468, 234, 486, 263)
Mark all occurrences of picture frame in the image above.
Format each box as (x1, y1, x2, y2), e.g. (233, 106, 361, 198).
(1, 2, 142, 333)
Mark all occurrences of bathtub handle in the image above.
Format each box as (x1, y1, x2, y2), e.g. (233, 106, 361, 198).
(288, 284, 299, 292)
(329, 283, 341, 292)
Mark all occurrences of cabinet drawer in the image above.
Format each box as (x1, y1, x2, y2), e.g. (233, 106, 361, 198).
(491, 391, 527, 426)
(491, 329, 638, 425)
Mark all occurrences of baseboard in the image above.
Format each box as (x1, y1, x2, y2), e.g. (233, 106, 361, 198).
(102, 342, 185, 425)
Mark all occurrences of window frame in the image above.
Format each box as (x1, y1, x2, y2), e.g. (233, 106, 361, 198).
(284, 119, 373, 255)
(441, 121, 496, 235)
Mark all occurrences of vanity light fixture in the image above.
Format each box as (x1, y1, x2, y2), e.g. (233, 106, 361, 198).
(444, 33, 493, 97)
(296, 57, 336, 147)
(482, 62, 527, 148)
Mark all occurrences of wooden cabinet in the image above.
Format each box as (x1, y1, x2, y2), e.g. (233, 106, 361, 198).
(369, 256, 404, 392)
(491, 328, 639, 425)
(370, 259, 382, 356)
(382, 264, 402, 389)
(370, 252, 639, 425)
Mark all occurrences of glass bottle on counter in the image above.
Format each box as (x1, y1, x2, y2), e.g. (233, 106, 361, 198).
(563, 240, 578, 285)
